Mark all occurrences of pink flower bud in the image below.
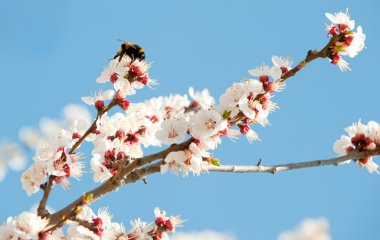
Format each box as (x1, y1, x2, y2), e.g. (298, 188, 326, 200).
(328, 26, 338, 37)
(72, 132, 81, 139)
(118, 99, 130, 110)
(280, 66, 288, 74)
(110, 72, 119, 83)
(259, 75, 269, 85)
(330, 53, 341, 64)
(344, 35, 354, 46)
(140, 76, 149, 85)
(240, 124, 250, 135)
(165, 219, 174, 231)
(155, 217, 165, 227)
(94, 100, 105, 111)
(359, 157, 369, 165)
(338, 24, 348, 32)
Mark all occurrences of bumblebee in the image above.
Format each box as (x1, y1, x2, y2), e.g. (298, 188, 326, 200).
(113, 41, 145, 62)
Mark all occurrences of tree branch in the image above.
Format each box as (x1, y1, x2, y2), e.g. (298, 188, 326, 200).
(46, 161, 162, 229)
(45, 147, 380, 231)
(37, 176, 55, 217)
(229, 34, 340, 126)
(37, 100, 117, 218)
(207, 148, 380, 174)
(278, 35, 338, 83)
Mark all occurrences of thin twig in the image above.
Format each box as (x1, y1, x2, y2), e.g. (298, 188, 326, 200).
(207, 149, 380, 174)
(37, 176, 55, 217)
(37, 100, 117, 218)
(46, 162, 161, 229)
(230, 33, 340, 126)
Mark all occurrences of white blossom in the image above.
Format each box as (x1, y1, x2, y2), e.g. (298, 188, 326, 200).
(190, 110, 227, 140)
(103, 222, 128, 240)
(128, 218, 153, 240)
(91, 154, 113, 182)
(333, 135, 352, 156)
(67, 223, 100, 240)
(154, 207, 183, 232)
(272, 55, 293, 70)
(0, 212, 48, 239)
(97, 58, 128, 84)
(248, 64, 282, 80)
(325, 10, 355, 30)
(81, 89, 115, 106)
(345, 26, 366, 58)
(114, 77, 136, 97)
(189, 142, 210, 175)
(334, 120, 380, 173)
(161, 151, 186, 174)
(219, 82, 246, 109)
(156, 119, 189, 145)
(21, 162, 47, 196)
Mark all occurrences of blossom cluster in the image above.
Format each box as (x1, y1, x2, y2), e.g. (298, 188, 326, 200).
(69, 207, 181, 240)
(325, 9, 366, 71)
(159, 55, 289, 176)
(151, 208, 183, 240)
(20, 105, 92, 195)
(88, 87, 218, 179)
(70, 50, 292, 182)
(0, 207, 181, 240)
(0, 211, 50, 240)
(0, 105, 91, 183)
(82, 53, 289, 180)
(97, 55, 156, 95)
(88, 55, 156, 111)
(333, 120, 379, 173)
(20, 55, 157, 194)
(0, 209, 330, 240)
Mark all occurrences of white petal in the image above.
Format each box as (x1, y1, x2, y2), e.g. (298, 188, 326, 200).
(272, 55, 280, 66)
(131, 81, 144, 89)
(270, 66, 283, 80)
(102, 89, 115, 100)
(81, 96, 95, 105)
(325, 13, 336, 23)
(248, 68, 262, 76)
(96, 68, 112, 83)
(348, 20, 355, 30)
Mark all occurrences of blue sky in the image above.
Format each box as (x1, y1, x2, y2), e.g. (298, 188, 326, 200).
(0, 0, 379, 239)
